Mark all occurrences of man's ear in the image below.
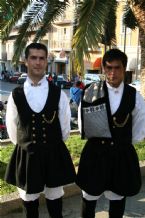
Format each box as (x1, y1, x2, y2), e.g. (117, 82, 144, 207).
(101, 64, 105, 73)
(25, 59, 28, 67)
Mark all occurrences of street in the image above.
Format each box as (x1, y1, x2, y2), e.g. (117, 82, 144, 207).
(0, 80, 70, 102)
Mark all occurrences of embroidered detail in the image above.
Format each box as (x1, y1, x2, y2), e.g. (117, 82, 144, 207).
(42, 111, 56, 124)
(113, 114, 130, 128)
(83, 81, 104, 103)
(83, 104, 106, 114)
(31, 83, 41, 87)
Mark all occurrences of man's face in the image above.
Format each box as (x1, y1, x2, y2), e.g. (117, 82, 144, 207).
(103, 60, 126, 88)
(25, 49, 47, 78)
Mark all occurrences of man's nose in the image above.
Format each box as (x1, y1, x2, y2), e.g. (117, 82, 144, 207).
(110, 67, 117, 74)
(36, 58, 41, 64)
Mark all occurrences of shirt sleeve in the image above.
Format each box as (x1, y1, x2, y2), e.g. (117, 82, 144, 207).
(78, 102, 82, 133)
(58, 90, 71, 141)
(132, 92, 145, 144)
(6, 93, 18, 145)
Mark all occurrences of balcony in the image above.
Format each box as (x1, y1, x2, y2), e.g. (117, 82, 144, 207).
(51, 40, 72, 51)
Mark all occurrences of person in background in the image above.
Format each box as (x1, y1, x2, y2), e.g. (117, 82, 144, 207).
(70, 81, 83, 106)
(76, 48, 145, 218)
(5, 43, 75, 218)
(48, 73, 53, 82)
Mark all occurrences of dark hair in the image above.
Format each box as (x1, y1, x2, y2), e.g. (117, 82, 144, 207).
(75, 81, 81, 87)
(102, 48, 127, 68)
(25, 43, 48, 59)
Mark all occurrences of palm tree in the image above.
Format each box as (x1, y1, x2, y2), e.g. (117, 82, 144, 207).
(122, 0, 145, 97)
(1, 0, 145, 97)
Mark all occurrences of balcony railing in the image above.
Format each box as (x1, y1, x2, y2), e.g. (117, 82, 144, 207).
(51, 40, 71, 51)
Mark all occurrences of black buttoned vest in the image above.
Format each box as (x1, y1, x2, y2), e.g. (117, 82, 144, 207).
(12, 82, 62, 153)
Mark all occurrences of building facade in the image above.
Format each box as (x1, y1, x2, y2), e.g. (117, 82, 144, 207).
(0, 0, 141, 81)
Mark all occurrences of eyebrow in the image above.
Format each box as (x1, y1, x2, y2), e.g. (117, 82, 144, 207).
(105, 64, 121, 68)
(30, 55, 46, 59)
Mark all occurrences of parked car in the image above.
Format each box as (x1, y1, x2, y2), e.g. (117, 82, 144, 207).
(9, 72, 22, 83)
(55, 75, 73, 89)
(83, 73, 104, 85)
(17, 73, 27, 84)
(129, 79, 141, 92)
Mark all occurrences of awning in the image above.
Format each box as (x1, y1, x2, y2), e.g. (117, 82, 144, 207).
(126, 58, 137, 71)
(93, 57, 102, 69)
(54, 57, 67, 63)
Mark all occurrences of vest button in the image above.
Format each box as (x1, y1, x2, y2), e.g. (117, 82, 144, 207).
(32, 114, 35, 117)
(33, 140, 36, 144)
(113, 117, 116, 120)
(43, 141, 47, 143)
(42, 127, 45, 131)
(110, 142, 114, 146)
(42, 114, 45, 117)
(32, 127, 35, 130)
(113, 126, 115, 128)
(32, 120, 35, 123)
(32, 134, 36, 137)
(42, 120, 45, 124)
(43, 134, 46, 137)
(101, 140, 105, 144)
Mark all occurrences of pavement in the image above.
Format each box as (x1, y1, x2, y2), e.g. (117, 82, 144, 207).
(1, 177, 145, 218)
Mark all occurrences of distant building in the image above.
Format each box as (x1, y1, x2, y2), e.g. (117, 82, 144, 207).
(0, 0, 140, 81)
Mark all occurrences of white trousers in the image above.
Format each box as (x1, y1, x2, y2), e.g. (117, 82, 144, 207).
(18, 186, 64, 201)
(82, 190, 124, 201)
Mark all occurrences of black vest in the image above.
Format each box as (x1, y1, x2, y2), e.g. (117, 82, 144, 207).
(12, 82, 62, 153)
(81, 82, 136, 146)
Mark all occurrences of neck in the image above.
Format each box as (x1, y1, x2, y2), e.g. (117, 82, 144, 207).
(106, 81, 123, 88)
(28, 74, 44, 84)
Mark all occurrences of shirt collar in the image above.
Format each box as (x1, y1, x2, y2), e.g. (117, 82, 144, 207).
(25, 75, 48, 88)
(106, 81, 124, 93)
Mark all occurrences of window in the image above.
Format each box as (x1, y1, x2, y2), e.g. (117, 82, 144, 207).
(64, 28, 66, 34)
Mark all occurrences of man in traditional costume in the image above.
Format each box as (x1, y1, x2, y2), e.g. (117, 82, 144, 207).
(5, 43, 75, 218)
(76, 49, 145, 218)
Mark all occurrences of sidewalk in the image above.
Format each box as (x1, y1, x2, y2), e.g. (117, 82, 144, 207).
(1, 177, 145, 218)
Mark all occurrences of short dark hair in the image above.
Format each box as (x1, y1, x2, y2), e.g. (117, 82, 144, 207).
(76, 81, 81, 87)
(102, 48, 127, 68)
(25, 43, 48, 59)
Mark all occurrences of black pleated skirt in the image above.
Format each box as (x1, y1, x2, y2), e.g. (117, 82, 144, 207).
(5, 141, 76, 194)
(76, 138, 141, 196)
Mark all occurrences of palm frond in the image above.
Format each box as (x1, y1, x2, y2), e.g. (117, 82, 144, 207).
(101, 0, 117, 46)
(12, 0, 69, 64)
(1, 0, 32, 40)
(123, 3, 138, 29)
(72, 0, 117, 74)
(12, 0, 47, 64)
(12, 35, 30, 66)
(33, 0, 69, 42)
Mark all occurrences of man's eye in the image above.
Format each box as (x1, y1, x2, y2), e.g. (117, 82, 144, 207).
(107, 66, 112, 70)
(115, 66, 120, 69)
(31, 56, 37, 60)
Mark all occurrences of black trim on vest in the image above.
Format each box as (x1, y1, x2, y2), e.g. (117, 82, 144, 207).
(104, 82, 136, 146)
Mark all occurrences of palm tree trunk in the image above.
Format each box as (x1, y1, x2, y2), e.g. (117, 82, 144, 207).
(139, 28, 145, 99)
(129, 1, 145, 98)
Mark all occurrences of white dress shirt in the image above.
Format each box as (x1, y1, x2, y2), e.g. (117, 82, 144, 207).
(6, 75, 71, 145)
(79, 81, 145, 200)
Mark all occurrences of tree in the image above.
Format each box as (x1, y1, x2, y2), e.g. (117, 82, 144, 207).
(1, 0, 145, 97)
